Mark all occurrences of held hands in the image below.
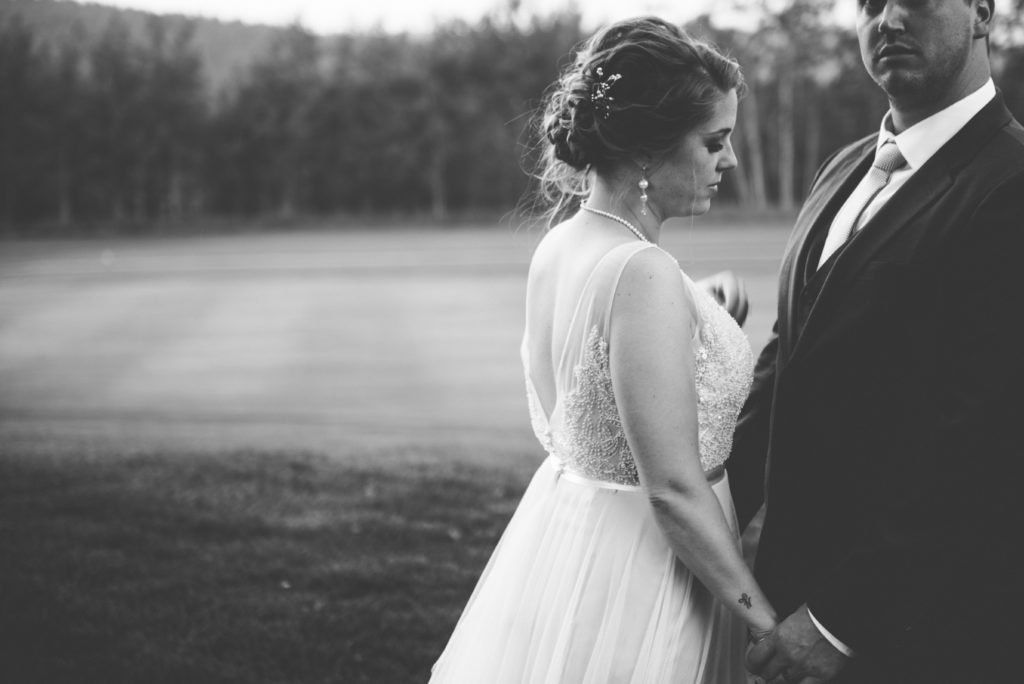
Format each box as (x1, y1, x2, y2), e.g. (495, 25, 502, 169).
(746, 605, 848, 684)
(698, 271, 749, 327)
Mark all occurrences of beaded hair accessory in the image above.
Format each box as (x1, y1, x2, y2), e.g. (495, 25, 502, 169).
(590, 67, 622, 120)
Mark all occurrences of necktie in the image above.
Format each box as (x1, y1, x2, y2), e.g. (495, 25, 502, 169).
(817, 139, 907, 268)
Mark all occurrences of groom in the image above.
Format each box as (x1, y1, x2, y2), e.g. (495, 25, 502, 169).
(729, 0, 1024, 682)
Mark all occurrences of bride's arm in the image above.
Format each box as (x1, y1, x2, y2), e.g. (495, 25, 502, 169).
(609, 247, 776, 634)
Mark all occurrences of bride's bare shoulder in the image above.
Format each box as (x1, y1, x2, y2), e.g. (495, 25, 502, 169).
(526, 218, 592, 280)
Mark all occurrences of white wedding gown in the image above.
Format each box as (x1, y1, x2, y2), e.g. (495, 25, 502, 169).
(430, 241, 755, 683)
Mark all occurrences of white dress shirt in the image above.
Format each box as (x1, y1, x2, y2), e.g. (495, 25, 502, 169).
(807, 78, 997, 656)
(817, 78, 996, 271)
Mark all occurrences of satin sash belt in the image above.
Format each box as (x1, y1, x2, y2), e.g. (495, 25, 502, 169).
(545, 455, 724, 491)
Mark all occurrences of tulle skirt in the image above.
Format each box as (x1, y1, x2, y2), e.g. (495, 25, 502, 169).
(430, 455, 749, 684)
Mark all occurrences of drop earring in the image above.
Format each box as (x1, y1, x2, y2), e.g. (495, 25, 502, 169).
(638, 167, 649, 215)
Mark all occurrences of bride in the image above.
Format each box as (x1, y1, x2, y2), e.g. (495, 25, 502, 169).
(431, 17, 776, 683)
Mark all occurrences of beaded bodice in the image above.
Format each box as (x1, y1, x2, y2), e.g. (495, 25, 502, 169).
(522, 242, 753, 486)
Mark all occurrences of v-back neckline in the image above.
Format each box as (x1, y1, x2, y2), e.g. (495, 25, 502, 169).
(524, 240, 659, 427)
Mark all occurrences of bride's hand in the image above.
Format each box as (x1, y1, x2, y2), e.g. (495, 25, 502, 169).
(698, 271, 749, 327)
(746, 606, 847, 684)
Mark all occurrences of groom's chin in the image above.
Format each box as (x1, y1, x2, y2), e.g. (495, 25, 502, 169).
(871, 70, 925, 101)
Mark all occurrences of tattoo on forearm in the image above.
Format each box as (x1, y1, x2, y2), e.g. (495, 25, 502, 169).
(739, 593, 752, 609)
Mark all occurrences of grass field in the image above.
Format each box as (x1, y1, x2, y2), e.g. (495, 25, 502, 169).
(0, 220, 791, 683)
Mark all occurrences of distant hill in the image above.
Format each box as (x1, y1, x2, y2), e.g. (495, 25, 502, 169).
(0, 0, 310, 93)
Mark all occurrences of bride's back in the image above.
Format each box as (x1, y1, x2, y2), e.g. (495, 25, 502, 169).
(521, 216, 754, 487)
(522, 220, 639, 420)
(521, 219, 675, 489)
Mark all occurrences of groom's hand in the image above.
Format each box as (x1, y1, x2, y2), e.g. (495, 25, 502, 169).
(698, 270, 749, 326)
(746, 605, 848, 684)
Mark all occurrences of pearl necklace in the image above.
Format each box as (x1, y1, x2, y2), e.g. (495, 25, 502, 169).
(581, 204, 650, 243)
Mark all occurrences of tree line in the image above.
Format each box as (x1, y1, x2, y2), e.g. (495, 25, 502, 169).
(1, 1, 1022, 231)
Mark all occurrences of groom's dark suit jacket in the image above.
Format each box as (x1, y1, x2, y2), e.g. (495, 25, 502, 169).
(728, 94, 1024, 683)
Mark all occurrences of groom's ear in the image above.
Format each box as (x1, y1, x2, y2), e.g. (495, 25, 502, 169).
(973, 0, 993, 39)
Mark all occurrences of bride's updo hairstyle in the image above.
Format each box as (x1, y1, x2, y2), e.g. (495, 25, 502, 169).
(535, 16, 743, 224)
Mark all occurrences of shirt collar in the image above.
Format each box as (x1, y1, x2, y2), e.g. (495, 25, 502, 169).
(877, 78, 996, 170)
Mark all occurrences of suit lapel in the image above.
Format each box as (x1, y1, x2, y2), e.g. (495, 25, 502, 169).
(779, 139, 874, 361)
(791, 96, 1014, 359)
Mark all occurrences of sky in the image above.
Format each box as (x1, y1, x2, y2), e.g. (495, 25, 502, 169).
(80, 0, 746, 34)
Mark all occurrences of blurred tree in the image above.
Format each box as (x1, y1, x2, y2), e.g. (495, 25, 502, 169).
(249, 25, 320, 219)
(430, 12, 583, 217)
(207, 25, 320, 219)
(86, 17, 148, 221)
(770, 0, 841, 210)
(328, 31, 429, 214)
(0, 15, 40, 224)
(2, 0, 1020, 230)
(140, 17, 205, 223)
(47, 35, 87, 227)
(422, 23, 470, 218)
(312, 12, 581, 219)
(74, 15, 206, 224)
(992, 0, 1024, 123)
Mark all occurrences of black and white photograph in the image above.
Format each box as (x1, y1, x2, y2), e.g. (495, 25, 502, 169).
(1, 0, 1022, 681)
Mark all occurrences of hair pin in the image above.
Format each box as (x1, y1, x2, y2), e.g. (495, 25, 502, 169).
(591, 67, 622, 119)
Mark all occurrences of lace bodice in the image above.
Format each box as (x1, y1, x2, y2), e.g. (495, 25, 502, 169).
(522, 242, 754, 486)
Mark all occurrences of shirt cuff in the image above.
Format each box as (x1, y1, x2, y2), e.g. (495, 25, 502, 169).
(807, 608, 855, 657)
